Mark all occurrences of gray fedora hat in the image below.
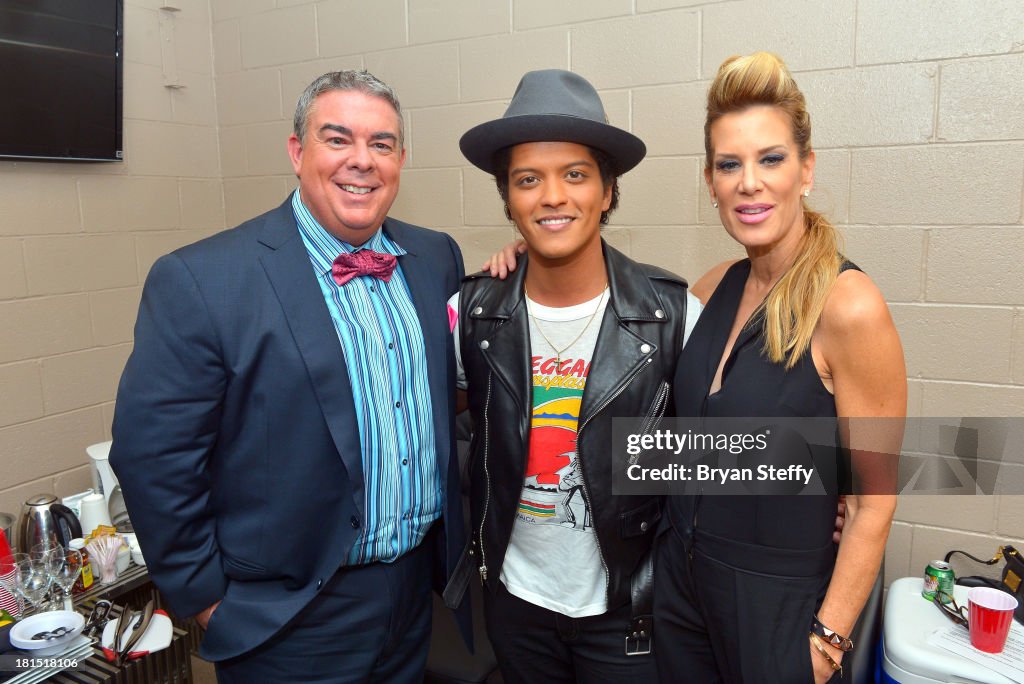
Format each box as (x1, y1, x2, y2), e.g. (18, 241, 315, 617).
(459, 69, 646, 176)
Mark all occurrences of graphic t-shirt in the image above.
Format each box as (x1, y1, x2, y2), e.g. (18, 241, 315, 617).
(451, 289, 610, 617)
(450, 285, 702, 618)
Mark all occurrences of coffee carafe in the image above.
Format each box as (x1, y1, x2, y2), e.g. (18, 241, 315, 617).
(16, 494, 82, 552)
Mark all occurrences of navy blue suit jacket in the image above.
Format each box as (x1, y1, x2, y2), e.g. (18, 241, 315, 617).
(109, 199, 469, 661)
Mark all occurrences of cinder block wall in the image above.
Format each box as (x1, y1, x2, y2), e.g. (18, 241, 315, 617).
(0, 0, 224, 515)
(2, 0, 1022, 586)
(211, 0, 1024, 585)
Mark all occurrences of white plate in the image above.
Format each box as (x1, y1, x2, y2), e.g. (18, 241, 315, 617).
(4, 635, 94, 684)
(9, 610, 84, 653)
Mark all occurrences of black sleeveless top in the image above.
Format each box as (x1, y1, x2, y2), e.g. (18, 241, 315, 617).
(669, 258, 858, 550)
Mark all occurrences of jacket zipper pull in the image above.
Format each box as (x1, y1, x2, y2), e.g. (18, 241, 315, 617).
(479, 565, 488, 584)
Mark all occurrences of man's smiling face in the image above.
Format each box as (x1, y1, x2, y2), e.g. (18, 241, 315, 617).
(287, 89, 406, 245)
(505, 141, 611, 267)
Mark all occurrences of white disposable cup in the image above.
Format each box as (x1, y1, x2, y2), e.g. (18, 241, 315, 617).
(78, 493, 112, 537)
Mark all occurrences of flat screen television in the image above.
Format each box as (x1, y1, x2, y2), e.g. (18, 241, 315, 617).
(0, 0, 123, 162)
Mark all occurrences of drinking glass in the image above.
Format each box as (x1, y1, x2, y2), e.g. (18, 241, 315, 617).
(31, 543, 65, 611)
(51, 549, 83, 611)
(14, 555, 53, 613)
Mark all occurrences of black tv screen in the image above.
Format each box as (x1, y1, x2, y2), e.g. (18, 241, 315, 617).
(0, 0, 123, 162)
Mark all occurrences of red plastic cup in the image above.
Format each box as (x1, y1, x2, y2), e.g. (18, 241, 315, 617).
(968, 586, 1018, 653)
(0, 529, 13, 574)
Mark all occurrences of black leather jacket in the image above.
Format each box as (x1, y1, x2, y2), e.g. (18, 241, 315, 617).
(459, 242, 689, 612)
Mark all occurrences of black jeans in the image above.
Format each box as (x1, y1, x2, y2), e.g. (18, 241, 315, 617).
(484, 581, 657, 684)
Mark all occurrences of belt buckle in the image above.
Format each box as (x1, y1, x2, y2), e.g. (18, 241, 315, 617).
(624, 617, 652, 656)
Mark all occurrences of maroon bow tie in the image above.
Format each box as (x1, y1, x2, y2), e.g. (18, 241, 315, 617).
(331, 250, 398, 286)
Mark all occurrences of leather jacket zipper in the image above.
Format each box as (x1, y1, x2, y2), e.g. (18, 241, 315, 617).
(630, 380, 671, 465)
(478, 373, 493, 584)
(577, 357, 653, 436)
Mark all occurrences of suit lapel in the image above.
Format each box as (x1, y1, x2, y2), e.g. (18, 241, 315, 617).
(256, 206, 365, 510)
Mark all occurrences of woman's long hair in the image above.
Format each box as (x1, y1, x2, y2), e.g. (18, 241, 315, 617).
(706, 52, 843, 369)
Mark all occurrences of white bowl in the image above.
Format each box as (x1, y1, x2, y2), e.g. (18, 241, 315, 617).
(10, 610, 85, 654)
(121, 533, 145, 566)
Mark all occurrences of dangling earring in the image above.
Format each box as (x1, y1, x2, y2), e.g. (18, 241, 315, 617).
(803, 189, 810, 197)
(711, 199, 718, 208)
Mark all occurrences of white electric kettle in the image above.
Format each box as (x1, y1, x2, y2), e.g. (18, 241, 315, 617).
(86, 441, 128, 526)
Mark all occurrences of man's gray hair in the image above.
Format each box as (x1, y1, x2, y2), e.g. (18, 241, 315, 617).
(293, 70, 404, 147)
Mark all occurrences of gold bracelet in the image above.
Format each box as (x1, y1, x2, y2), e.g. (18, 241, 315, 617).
(809, 632, 843, 676)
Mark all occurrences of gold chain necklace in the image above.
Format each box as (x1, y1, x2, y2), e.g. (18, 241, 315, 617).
(524, 285, 608, 366)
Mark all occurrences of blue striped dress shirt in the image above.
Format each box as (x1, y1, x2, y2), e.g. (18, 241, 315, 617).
(292, 190, 440, 565)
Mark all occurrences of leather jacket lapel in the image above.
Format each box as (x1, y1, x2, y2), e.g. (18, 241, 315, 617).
(578, 244, 665, 428)
(469, 262, 532, 414)
(578, 310, 655, 430)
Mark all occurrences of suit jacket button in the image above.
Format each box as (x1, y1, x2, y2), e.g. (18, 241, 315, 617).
(350, 516, 360, 529)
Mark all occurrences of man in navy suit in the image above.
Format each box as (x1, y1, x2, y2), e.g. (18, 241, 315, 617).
(110, 70, 469, 683)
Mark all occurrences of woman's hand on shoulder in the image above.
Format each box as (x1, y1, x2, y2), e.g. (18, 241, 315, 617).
(691, 259, 742, 304)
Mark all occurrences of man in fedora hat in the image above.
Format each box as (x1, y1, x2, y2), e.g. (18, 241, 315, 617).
(450, 69, 699, 682)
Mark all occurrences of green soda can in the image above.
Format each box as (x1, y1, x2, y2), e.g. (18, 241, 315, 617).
(923, 560, 955, 604)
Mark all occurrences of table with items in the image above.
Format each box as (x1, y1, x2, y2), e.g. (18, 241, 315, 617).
(1, 564, 193, 684)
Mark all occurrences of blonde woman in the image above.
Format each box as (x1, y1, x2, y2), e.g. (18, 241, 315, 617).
(654, 52, 904, 683)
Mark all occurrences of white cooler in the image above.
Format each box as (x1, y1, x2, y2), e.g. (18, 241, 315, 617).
(882, 577, 1017, 683)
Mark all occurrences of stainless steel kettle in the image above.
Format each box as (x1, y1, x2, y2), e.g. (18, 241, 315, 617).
(16, 494, 82, 552)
